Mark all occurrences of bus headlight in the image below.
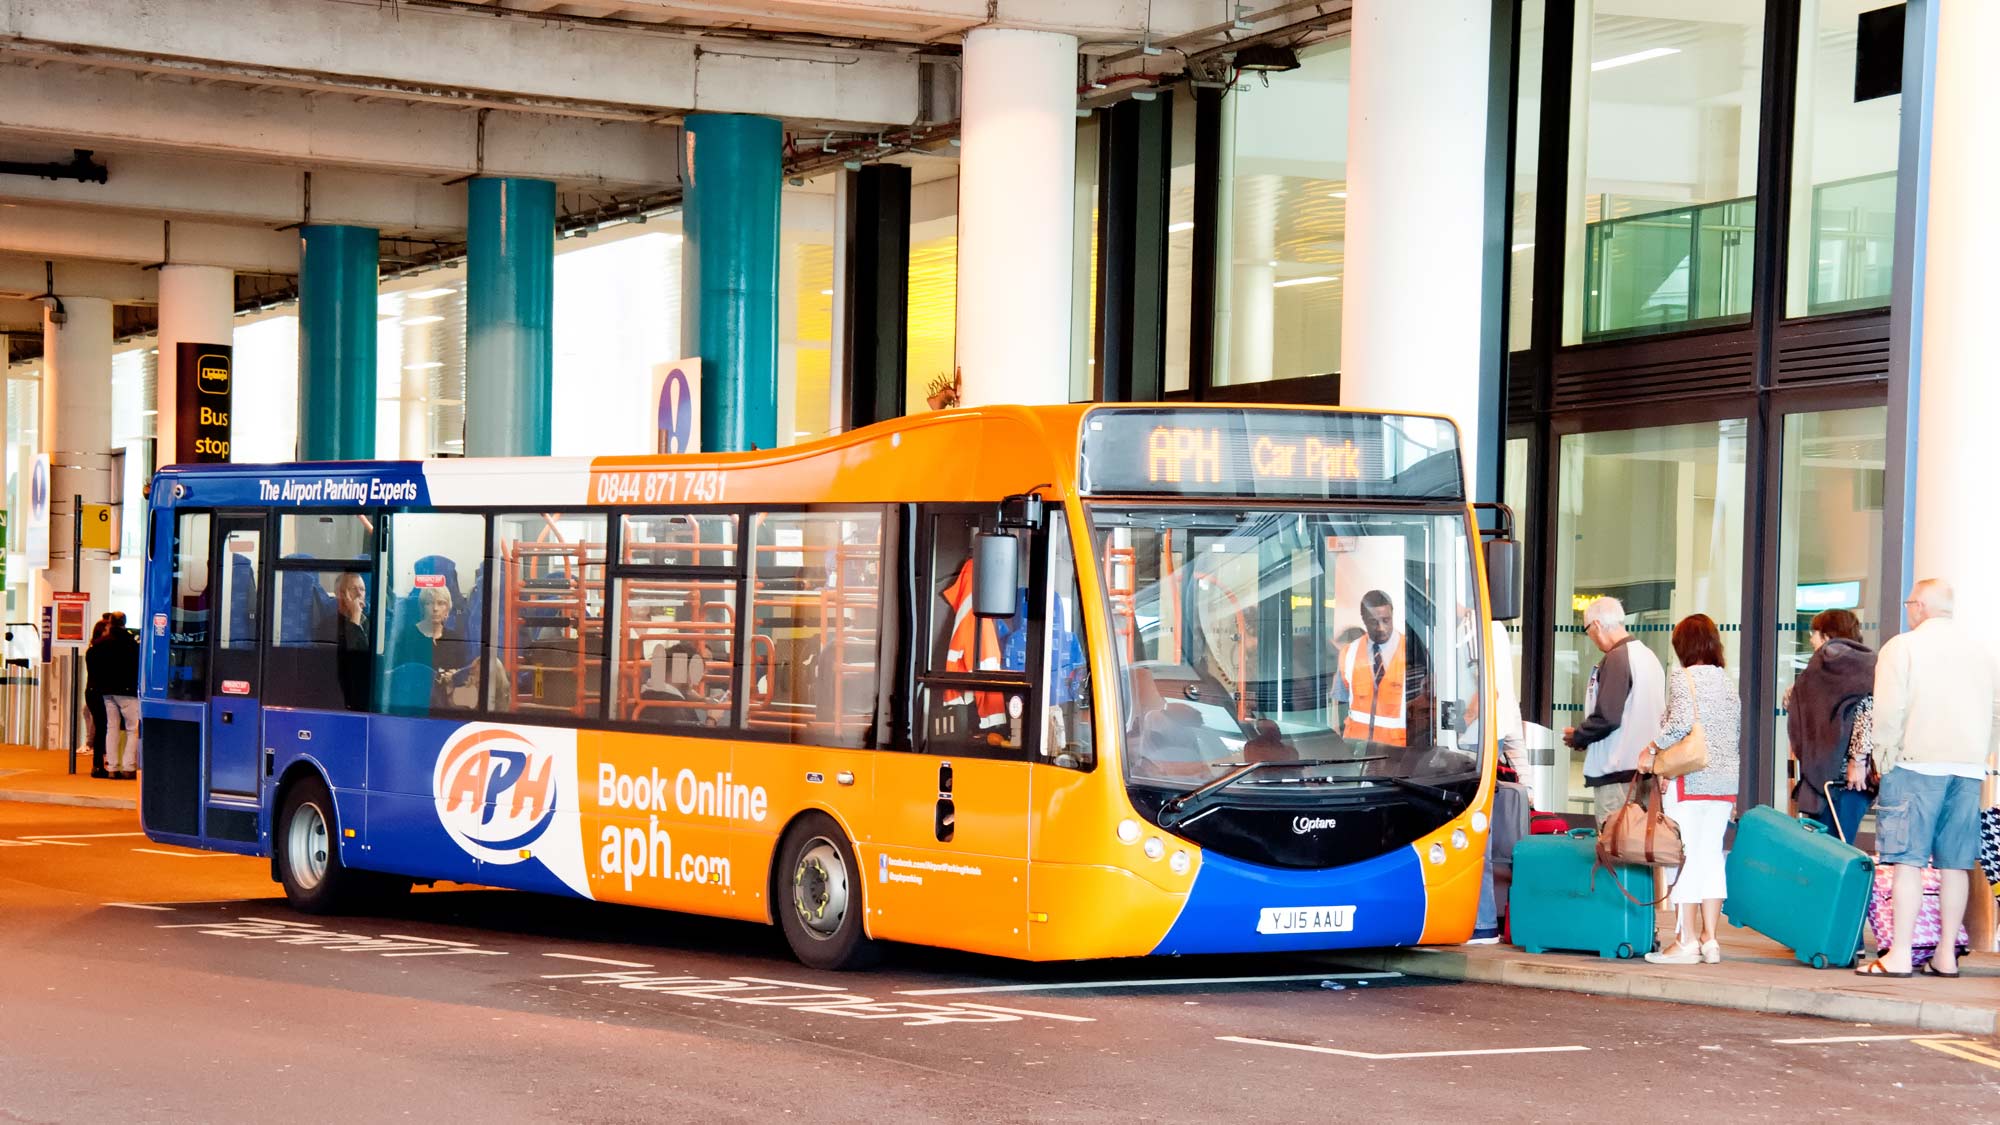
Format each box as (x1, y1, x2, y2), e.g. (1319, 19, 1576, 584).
(1428, 843, 1446, 866)
(1471, 811, 1488, 833)
(1144, 837, 1165, 860)
(1169, 850, 1190, 875)
(1451, 829, 1469, 850)
(1118, 819, 1141, 844)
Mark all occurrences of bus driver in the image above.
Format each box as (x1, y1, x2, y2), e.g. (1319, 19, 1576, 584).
(1337, 590, 1433, 750)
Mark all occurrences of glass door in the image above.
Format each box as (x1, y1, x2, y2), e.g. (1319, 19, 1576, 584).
(1550, 420, 1748, 814)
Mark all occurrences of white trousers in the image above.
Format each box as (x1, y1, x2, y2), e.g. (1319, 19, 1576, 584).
(1663, 791, 1732, 907)
(104, 695, 139, 773)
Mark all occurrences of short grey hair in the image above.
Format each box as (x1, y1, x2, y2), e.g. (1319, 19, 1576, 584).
(1583, 597, 1626, 630)
(1912, 578, 1955, 617)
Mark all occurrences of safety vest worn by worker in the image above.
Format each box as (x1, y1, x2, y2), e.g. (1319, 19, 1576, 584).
(941, 560, 1008, 730)
(1341, 634, 1407, 746)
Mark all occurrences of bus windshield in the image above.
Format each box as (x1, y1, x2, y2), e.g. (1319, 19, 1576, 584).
(1091, 505, 1485, 797)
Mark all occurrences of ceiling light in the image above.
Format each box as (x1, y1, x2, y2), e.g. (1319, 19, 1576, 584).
(406, 287, 457, 299)
(1511, 242, 1534, 252)
(1233, 43, 1301, 73)
(819, 289, 834, 296)
(1272, 275, 1338, 288)
(1167, 221, 1195, 234)
(402, 315, 445, 326)
(404, 361, 444, 370)
(1591, 47, 1679, 72)
(1329, 191, 1347, 199)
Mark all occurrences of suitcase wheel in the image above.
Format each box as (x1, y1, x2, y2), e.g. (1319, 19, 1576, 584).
(1611, 943, 1636, 959)
(1809, 953, 1830, 969)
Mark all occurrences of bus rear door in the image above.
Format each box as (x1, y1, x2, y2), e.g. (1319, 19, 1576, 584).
(205, 512, 266, 811)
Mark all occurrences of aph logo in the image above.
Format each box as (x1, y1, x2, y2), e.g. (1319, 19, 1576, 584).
(433, 725, 566, 864)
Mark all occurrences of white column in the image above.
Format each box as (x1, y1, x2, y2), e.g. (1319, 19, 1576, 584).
(41, 297, 114, 603)
(1912, 0, 2000, 647)
(156, 264, 235, 464)
(954, 28, 1077, 408)
(1338, 0, 1493, 484)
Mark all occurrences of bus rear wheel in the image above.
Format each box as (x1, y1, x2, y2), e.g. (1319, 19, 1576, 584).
(776, 814, 878, 971)
(276, 776, 378, 914)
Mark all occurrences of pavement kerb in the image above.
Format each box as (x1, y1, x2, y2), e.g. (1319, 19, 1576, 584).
(0, 788, 138, 811)
(1332, 947, 1999, 1036)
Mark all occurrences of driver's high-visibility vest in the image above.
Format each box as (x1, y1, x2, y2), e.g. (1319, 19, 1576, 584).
(1341, 634, 1408, 746)
(941, 560, 1008, 730)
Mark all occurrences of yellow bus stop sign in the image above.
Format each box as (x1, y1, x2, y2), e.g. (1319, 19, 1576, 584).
(80, 503, 116, 551)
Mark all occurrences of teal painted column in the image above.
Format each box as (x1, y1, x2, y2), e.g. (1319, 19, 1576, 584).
(297, 225, 379, 461)
(682, 114, 781, 452)
(466, 177, 556, 456)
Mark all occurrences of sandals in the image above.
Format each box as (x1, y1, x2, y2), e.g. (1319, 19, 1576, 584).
(1920, 961, 1961, 979)
(1854, 959, 1913, 978)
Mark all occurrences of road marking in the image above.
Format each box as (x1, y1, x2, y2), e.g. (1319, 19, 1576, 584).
(131, 847, 231, 858)
(897, 972, 1401, 996)
(103, 902, 177, 912)
(542, 953, 653, 968)
(1770, 1033, 1960, 1045)
(947, 1002, 1096, 1023)
(1218, 1035, 1589, 1061)
(1916, 1039, 2000, 1070)
(26, 832, 146, 840)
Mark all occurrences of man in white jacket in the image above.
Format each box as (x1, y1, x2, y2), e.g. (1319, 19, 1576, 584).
(1859, 579, 2000, 978)
(1564, 597, 1667, 826)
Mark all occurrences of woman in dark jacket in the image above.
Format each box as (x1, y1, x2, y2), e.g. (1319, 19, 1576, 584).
(83, 614, 117, 779)
(1785, 609, 1876, 842)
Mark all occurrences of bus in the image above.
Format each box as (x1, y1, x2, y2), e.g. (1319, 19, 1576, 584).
(139, 404, 1518, 969)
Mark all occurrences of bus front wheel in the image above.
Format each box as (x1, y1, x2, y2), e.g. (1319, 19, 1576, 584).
(776, 813, 878, 971)
(277, 776, 371, 915)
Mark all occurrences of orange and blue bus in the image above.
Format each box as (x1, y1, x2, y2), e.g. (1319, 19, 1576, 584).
(139, 404, 1517, 968)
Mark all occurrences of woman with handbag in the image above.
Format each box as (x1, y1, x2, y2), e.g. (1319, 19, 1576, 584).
(1639, 614, 1742, 965)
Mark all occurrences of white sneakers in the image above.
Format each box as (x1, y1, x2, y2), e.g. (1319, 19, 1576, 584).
(1645, 939, 1724, 965)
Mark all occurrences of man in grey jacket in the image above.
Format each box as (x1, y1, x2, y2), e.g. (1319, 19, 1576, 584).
(1563, 597, 1667, 825)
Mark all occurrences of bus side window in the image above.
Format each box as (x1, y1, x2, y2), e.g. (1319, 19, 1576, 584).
(489, 512, 607, 719)
(380, 512, 486, 716)
(918, 511, 1029, 755)
(267, 513, 378, 712)
(166, 510, 213, 702)
(745, 510, 884, 748)
(613, 513, 740, 729)
(1042, 511, 1094, 769)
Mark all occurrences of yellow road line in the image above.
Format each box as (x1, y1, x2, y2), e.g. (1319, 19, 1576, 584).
(1915, 1038, 2000, 1070)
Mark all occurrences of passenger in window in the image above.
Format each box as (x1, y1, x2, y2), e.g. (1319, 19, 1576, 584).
(389, 584, 475, 711)
(333, 573, 372, 711)
(641, 641, 721, 726)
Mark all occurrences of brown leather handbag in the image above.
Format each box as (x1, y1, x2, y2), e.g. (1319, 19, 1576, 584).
(1598, 775, 1684, 869)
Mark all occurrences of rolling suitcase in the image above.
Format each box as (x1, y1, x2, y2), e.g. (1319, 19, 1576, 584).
(1491, 780, 1533, 931)
(1723, 805, 1874, 969)
(1508, 828, 1656, 959)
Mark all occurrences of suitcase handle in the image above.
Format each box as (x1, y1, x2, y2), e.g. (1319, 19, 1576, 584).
(1566, 828, 1598, 840)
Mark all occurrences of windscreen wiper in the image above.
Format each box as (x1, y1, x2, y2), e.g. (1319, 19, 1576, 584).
(1324, 775, 1468, 809)
(1157, 759, 1347, 829)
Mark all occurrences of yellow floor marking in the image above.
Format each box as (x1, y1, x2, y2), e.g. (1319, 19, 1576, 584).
(1915, 1038, 2000, 1070)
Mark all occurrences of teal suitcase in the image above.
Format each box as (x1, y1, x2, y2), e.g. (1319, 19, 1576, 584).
(1724, 804, 1874, 968)
(1508, 828, 1656, 959)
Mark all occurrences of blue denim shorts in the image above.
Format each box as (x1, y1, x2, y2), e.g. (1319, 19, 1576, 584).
(1874, 768, 1983, 870)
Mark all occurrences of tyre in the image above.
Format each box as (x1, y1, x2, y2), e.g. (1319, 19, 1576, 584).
(775, 813, 878, 971)
(275, 776, 368, 915)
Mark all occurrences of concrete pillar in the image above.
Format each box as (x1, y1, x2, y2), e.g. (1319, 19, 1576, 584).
(1910, 0, 2000, 645)
(1338, 0, 1493, 487)
(41, 297, 113, 604)
(156, 265, 235, 464)
(298, 225, 379, 461)
(954, 28, 1077, 407)
(682, 114, 781, 452)
(466, 177, 555, 457)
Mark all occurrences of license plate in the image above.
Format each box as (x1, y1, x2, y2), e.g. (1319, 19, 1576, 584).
(1255, 905, 1355, 935)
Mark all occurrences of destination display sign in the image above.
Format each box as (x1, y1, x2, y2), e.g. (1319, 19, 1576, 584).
(1076, 408, 1463, 501)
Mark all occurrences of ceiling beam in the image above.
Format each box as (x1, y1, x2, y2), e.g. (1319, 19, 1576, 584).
(0, 255, 161, 303)
(0, 205, 296, 273)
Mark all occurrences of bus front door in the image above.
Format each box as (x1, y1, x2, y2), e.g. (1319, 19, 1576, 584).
(205, 513, 264, 804)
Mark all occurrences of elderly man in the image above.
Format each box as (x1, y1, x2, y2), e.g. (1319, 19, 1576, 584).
(1858, 579, 2000, 978)
(1563, 597, 1667, 826)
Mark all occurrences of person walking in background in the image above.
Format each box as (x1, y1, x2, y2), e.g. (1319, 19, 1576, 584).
(1787, 609, 1877, 842)
(1640, 614, 1742, 965)
(1858, 580, 1999, 978)
(98, 612, 141, 781)
(1564, 597, 1667, 827)
(82, 613, 117, 780)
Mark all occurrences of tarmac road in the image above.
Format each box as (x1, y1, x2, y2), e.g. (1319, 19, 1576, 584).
(3, 802, 1996, 1124)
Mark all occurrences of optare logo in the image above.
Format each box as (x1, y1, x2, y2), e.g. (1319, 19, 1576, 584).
(1292, 815, 1338, 835)
(434, 725, 564, 863)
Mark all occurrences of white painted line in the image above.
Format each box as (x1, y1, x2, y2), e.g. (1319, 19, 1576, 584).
(541, 953, 654, 968)
(1219, 1035, 1589, 1061)
(24, 832, 146, 840)
(380, 934, 481, 948)
(102, 902, 176, 912)
(14, 838, 88, 846)
(949, 1002, 1097, 1023)
(897, 972, 1400, 996)
(1770, 1033, 1960, 1045)
(130, 848, 231, 858)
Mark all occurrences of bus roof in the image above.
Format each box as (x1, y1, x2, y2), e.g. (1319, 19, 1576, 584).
(151, 403, 1463, 510)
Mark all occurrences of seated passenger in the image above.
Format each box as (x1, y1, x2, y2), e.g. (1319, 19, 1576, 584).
(640, 641, 721, 726)
(333, 572, 372, 711)
(389, 584, 476, 711)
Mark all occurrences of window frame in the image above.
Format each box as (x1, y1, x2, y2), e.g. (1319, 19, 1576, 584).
(265, 510, 383, 711)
